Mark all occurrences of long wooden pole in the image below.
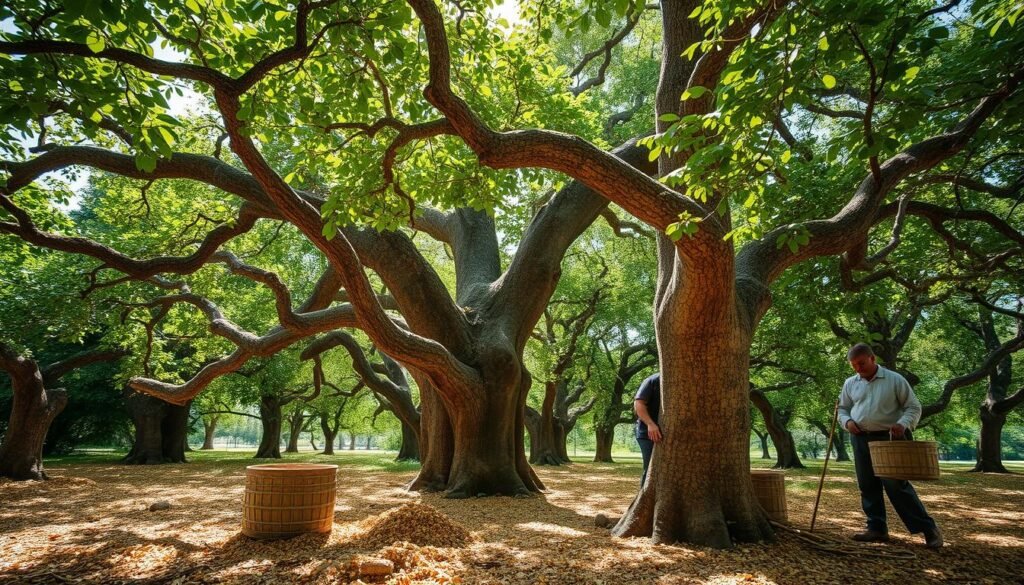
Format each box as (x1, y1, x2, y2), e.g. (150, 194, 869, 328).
(810, 400, 840, 532)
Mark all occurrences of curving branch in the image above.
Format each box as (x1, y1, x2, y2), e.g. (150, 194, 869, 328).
(569, 5, 646, 96)
(737, 67, 1024, 319)
(921, 331, 1024, 419)
(405, 0, 712, 237)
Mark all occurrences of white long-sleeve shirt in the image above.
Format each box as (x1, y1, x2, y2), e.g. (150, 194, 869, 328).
(838, 366, 922, 432)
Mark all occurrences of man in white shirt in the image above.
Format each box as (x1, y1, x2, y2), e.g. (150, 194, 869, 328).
(839, 343, 942, 549)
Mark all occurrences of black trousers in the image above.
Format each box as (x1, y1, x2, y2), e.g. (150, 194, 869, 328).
(850, 431, 937, 534)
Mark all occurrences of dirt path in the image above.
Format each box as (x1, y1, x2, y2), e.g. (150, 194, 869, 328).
(1, 454, 1021, 584)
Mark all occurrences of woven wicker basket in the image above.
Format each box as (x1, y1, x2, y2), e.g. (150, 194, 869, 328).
(750, 469, 787, 523)
(242, 463, 338, 539)
(868, 440, 940, 481)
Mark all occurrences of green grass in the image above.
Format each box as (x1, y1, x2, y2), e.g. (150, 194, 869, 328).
(46, 448, 422, 474)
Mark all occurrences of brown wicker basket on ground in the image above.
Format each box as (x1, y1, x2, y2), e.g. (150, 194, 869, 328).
(242, 463, 338, 539)
(750, 469, 787, 523)
(868, 440, 940, 481)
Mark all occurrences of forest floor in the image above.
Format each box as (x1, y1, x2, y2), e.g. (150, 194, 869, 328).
(1, 451, 1021, 584)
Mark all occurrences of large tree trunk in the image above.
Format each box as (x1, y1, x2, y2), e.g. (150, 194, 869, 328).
(972, 405, 1008, 473)
(201, 414, 219, 450)
(396, 420, 420, 461)
(0, 377, 67, 480)
(593, 425, 615, 463)
(255, 395, 283, 459)
(410, 351, 542, 497)
(750, 391, 804, 469)
(348, 433, 356, 450)
(122, 393, 189, 465)
(409, 380, 452, 491)
(613, 236, 773, 546)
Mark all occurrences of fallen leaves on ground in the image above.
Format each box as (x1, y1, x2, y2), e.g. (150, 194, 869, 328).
(0, 454, 1022, 584)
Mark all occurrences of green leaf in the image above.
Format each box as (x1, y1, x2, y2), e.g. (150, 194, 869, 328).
(822, 74, 837, 89)
(818, 35, 830, 51)
(185, 0, 202, 13)
(322, 221, 338, 240)
(274, 10, 290, 22)
(904, 66, 920, 81)
(595, 7, 611, 28)
(666, 222, 683, 242)
(688, 5, 702, 18)
(781, 149, 792, 164)
(658, 113, 680, 122)
(681, 86, 708, 100)
(86, 31, 106, 53)
(928, 26, 949, 39)
(135, 154, 157, 173)
(749, 115, 763, 129)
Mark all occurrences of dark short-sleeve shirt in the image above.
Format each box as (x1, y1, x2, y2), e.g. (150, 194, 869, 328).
(634, 373, 661, 439)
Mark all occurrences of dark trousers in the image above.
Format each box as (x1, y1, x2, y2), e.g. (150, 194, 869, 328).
(851, 431, 937, 534)
(637, 437, 654, 486)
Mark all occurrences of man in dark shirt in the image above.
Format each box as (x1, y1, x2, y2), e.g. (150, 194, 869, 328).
(633, 373, 661, 486)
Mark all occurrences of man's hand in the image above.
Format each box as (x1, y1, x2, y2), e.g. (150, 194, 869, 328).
(845, 420, 862, 435)
(648, 423, 663, 443)
(890, 423, 905, 439)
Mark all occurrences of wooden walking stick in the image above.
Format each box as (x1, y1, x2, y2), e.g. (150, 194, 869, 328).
(810, 400, 840, 532)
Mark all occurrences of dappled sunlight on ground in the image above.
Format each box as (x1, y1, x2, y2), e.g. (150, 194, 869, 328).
(0, 452, 1021, 584)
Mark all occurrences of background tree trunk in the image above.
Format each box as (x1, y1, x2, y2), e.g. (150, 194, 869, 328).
(525, 382, 570, 465)
(122, 393, 189, 464)
(201, 414, 220, 450)
(593, 425, 616, 463)
(396, 420, 420, 461)
(973, 404, 1009, 473)
(1, 344, 122, 480)
(255, 395, 283, 459)
(0, 380, 67, 480)
(319, 413, 337, 455)
(749, 391, 804, 469)
(753, 429, 771, 460)
(285, 408, 304, 453)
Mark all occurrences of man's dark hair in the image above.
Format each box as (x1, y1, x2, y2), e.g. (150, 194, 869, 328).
(847, 343, 875, 361)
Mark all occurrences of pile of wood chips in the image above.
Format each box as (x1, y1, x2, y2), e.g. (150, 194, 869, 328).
(356, 503, 473, 549)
